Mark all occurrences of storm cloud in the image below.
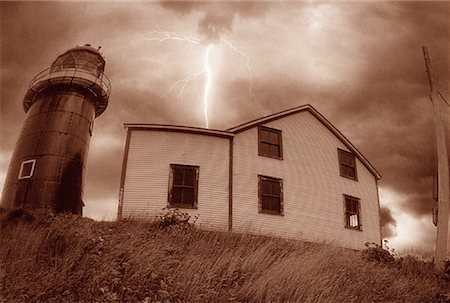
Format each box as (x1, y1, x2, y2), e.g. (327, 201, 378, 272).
(380, 206, 397, 239)
(161, 1, 273, 43)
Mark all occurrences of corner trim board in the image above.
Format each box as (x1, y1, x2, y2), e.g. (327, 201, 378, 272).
(228, 137, 233, 231)
(117, 128, 132, 220)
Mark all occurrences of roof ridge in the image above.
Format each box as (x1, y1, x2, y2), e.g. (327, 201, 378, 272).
(227, 104, 312, 132)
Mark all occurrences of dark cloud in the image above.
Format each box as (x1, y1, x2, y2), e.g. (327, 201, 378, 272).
(198, 13, 233, 43)
(161, 1, 272, 19)
(161, 1, 273, 43)
(159, 1, 198, 15)
(380, 206, 397, 239)
(323, 1, 449, 219)
(1, 1, 91, 161)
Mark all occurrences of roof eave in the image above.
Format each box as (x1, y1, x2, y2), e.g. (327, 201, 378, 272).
(124, 123, 234, 139)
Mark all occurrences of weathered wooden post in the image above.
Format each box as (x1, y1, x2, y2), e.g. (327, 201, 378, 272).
(422, 45, 449, 271)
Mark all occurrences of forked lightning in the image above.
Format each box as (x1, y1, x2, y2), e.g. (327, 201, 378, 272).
(143, 31, 257, 128)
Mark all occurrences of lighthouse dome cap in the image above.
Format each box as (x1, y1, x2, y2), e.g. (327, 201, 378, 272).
(63, 44, 104, 59)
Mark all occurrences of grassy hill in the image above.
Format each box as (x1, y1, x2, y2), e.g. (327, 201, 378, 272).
(0, 208, 448, 303)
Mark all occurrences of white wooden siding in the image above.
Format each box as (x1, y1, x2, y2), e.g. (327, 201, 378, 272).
(122, 130, 230, 231)
(232, 110, 380, 250)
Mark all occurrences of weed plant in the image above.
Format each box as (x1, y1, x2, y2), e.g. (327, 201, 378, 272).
(0, 208, 448, 302)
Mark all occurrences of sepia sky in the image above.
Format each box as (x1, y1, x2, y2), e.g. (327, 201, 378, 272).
(1, 1, 449, 253)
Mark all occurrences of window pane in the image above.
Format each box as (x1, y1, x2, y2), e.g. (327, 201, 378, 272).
(269, 145, 280, 157)
(270, 197, 280, 212)
(261, 179, 271, 194)
(271, 181, 280, 197)
(341, 153, 353, 166)
(260, 129, 270, 142)
(349, 214, 359, 227)
(347, 202, 354, 213)
(171, 188, 182, 204)
(184, 169, 195, 186)
(173, 169, 184, 185)
(341, 165, 355, 178)
(260, 142, 270, 155)
(22, 162, 34, 177)
(182, 189, 195, 204)
(268, 131, 279, 145)
(261, 196, 271, 210)
(346, 199, 356, 212)
(348, 167, 356, 178)
(344, 166, 355, 177)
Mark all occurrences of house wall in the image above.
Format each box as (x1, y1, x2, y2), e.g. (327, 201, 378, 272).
(122, 129, 230, 231)
(232, 110, 380, 250)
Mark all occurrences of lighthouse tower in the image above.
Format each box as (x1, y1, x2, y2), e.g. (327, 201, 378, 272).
(0, 44, 111, 215)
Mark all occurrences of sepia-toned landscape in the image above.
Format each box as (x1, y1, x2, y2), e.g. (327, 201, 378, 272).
(1, 209, 448, 302)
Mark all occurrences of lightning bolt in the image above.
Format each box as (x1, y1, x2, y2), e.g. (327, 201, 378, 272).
(165, 70, 204, 103)
(142, 31, 200, 44)
(142, 31, 258, 128)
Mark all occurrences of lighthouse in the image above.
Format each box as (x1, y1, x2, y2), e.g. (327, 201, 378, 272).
(0, 44, 111, 215)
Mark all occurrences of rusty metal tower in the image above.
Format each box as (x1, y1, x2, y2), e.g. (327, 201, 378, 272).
(0, 44, 111, 215)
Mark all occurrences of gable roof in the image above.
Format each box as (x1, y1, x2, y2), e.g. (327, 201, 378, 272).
(227, 104, 381, 180)
(124, 104, 381, 180)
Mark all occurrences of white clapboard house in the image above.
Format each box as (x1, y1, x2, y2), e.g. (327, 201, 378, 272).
(118, 104, 381, 250)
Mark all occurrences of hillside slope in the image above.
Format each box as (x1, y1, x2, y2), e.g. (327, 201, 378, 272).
(0, 209, 447, 303)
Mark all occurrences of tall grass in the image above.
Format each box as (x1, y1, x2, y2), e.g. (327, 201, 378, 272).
(0, 209, 448, 303)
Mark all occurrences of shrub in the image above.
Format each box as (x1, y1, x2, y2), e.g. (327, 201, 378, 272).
(1, 208, 35, 224)
(361, 241, 395, 265)
(155, 208, 198, 230)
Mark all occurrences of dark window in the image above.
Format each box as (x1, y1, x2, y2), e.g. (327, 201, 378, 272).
(168, 164, 199, 208)
(18, 159, 36, 180)
(338, 149, 357, 180)
(258, 126, 282, 159)
(258, 175, 283, 215)
(344, 195, 361, 230)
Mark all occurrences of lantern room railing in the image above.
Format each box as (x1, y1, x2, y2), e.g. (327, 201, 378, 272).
(24, 62, 111, 117)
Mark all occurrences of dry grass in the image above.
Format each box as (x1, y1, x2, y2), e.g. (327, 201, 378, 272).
(0, 209, 448, 303)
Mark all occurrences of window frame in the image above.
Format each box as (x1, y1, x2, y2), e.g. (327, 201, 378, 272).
(343, 195, 361, 231)
(258, 175, 284, 216)
(18, 159, 36, 180)
(168, 164, 199, 209)
(258, 126, 283, 160)
(338, 149, 358, 181)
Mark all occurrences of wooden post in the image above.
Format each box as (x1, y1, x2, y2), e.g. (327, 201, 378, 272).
(422, 45, 450, 271)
